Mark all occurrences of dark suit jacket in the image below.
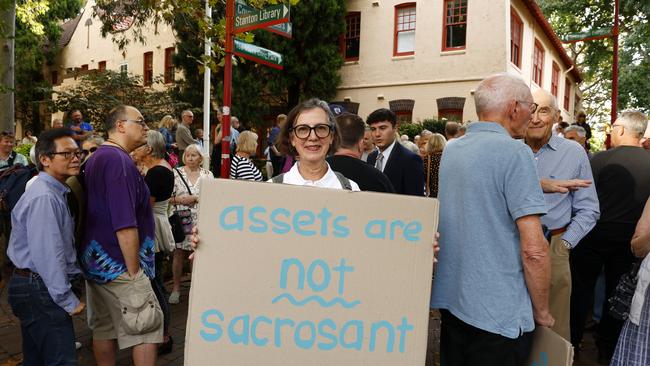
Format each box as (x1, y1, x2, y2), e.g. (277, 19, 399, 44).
(367, 142, 425, 196)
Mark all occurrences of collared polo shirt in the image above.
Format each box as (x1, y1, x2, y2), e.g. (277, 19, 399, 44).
(430, 122, 547, 339)
(270, 162, 360, 191)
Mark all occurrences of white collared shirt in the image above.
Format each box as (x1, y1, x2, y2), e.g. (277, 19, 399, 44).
(269, 162, 360, 191)
(376, 140, 397, 172)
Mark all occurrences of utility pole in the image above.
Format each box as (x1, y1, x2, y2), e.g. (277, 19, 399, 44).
(0, 1, 16, 132)
(611, 0, 619, 124)
(221, 0, 234, 178)
(202, 0, 212, 169)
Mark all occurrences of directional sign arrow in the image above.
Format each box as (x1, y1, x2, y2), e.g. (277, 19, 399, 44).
(235, 2, 292, 38)
(233, 38, 283, 70)
(234, 3, 290, 34)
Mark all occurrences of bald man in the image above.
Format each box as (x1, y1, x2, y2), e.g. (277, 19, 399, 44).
(524, 89, 600, 342)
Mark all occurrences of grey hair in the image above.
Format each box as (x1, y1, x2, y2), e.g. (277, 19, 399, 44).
(83, 135, 105, 146)
(617, 109, 648, 138)
(421, 129, 434, 137)
(534, 88, 559, 111)
(146, 130, 167, 159)
(475, 73, 531, 116)
(181, 110, 193, 117)
(564, 125, 586, 138)
(400, 140, 420, 154)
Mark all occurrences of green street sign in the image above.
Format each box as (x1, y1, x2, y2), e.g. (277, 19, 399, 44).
(561, 28, 611, 42)
(234, 3, 290, 34)
(235, 2, 292, 38)
(233, 38, 283, 70)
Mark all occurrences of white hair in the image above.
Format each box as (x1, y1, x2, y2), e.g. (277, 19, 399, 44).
(617, 109, 648, 138)
(564, 125, 586, 138)
(400, 140, 420, 154)
(474, 73, 531, 116)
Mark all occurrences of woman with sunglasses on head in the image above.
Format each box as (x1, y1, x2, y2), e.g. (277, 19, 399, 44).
(271, 98, 360, 190)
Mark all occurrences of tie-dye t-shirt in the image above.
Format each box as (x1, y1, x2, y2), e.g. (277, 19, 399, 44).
(80, 145, 155, 283)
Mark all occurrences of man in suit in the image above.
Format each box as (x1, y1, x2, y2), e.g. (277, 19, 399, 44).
(327, 113, 395, 193)
(366, 108, 425, 196)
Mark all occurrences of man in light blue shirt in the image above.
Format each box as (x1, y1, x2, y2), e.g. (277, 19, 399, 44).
(7, 128, 85, 364)
(525, 89, 600, 341)
(431, 73, 553, 366)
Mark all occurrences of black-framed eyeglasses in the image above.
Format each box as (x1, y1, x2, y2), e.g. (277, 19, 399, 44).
(82, 146, 98, 156)
(290, 124, 333, 139)
(517, 100, 538, 114)
(50, 151, 83, 160)
(121, 119, 147, 127)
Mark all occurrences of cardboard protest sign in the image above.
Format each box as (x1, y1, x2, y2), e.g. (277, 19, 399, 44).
(185, 179, 438, 365)
(527, 326, 574, 366)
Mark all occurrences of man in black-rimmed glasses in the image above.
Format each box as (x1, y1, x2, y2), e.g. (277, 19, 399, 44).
(7, 128, 85, 365)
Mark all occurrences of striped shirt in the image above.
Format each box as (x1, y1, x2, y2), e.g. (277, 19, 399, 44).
(230, 155, 263, 181)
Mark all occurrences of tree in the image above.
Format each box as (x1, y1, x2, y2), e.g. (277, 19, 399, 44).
(252, 0, 346, 109)
(539, 0, 650, 145)
(0, 0, 84, 133)
(51, 71, 189, 131)
(93, 1, 349, 129)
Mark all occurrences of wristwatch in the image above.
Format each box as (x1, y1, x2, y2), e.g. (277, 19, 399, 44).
(562, 240, 572, 250)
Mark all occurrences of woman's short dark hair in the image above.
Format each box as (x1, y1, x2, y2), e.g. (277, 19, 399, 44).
(277, 98, 341, 158)
(35, 128, 75, 171)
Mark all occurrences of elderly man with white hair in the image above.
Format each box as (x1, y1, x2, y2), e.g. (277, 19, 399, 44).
(570, 110, 650, 363)
(431, 73, 553, 366)
(524, 89, 600, 342)
(564, 125, 589, 154)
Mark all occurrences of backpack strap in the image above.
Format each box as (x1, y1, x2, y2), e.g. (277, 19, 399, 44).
(271, 173, 285, 184)
(333, 172, 352, 190)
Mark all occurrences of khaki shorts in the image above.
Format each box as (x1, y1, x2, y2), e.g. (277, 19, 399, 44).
(86, 269, 163, 350)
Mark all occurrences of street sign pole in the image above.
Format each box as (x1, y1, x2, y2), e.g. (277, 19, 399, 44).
(611, 0, 619, 125)
(202, 0, 212, 168)
(221, 0, 234, 178)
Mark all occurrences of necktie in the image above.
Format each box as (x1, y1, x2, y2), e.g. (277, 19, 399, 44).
(375, 153, 384, 171)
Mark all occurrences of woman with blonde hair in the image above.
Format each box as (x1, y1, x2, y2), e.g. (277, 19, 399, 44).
(423, 133, 446, 198)
(230, 130, 263, 181)
(169, 144, 213, 304)
(158, 115, 177, 151)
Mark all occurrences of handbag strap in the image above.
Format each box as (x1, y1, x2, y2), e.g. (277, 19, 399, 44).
(175, 167, 193, 195)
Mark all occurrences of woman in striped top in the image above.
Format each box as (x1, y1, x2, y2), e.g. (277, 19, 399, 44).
(230, 130, 263, 181)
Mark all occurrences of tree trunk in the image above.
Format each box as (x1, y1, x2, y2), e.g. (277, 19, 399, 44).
(0, 1, 15, 133)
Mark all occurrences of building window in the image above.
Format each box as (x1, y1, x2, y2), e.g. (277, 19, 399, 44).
(394, 3, 416, 56)
(439, 109, 463, 122)
(51, 70, 58, 85)
(341, 12, 361, 61)
(98, 61, 106, 71)
(143, 51, 153, 86)
(442, 0, 467, 51)
(510, 9, 523, 67)
(532, 40, 544, 86)
(564, 78, 571, 111)
(120, 63, 128, 74)
(389, 99, 415, 124)
(80, 64, 88, 71)
(551, 63, 559, 97)
(164, 47, 175, 83)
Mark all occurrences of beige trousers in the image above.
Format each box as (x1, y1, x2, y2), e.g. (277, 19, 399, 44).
(549, 233, 571, 341)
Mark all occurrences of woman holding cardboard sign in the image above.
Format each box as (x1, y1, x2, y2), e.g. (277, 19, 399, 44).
(611, 197, 650, 366)
(270, 98, 360, 191)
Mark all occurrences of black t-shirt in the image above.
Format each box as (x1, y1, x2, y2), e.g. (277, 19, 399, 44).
(590, 146, 650, 225)
(144, 165, 174, 202)
(326, 155, 395, 193)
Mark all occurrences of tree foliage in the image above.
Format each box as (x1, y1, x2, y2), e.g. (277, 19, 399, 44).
(539, 0, 650, 127)
(93, 0, 346, 129)
(11, 0, 83, 133)
(51, 71, 189, 131)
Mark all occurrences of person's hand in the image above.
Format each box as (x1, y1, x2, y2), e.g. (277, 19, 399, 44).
(70, 302, 86, 316)
(433, 232, 440, 263)
(541, 179, 591, 194)
(533, 309, 555, 328)
(70, 125, 81, 132)
(171, 143, 178, 149)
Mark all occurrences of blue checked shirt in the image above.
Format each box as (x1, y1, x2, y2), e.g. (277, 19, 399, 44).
(531, 135, 600, 247)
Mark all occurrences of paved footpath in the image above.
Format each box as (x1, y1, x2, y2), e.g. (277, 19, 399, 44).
(0, 277, 600, 366)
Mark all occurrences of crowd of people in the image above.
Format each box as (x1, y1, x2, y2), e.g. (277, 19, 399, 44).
(1, 71, 650, 366)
